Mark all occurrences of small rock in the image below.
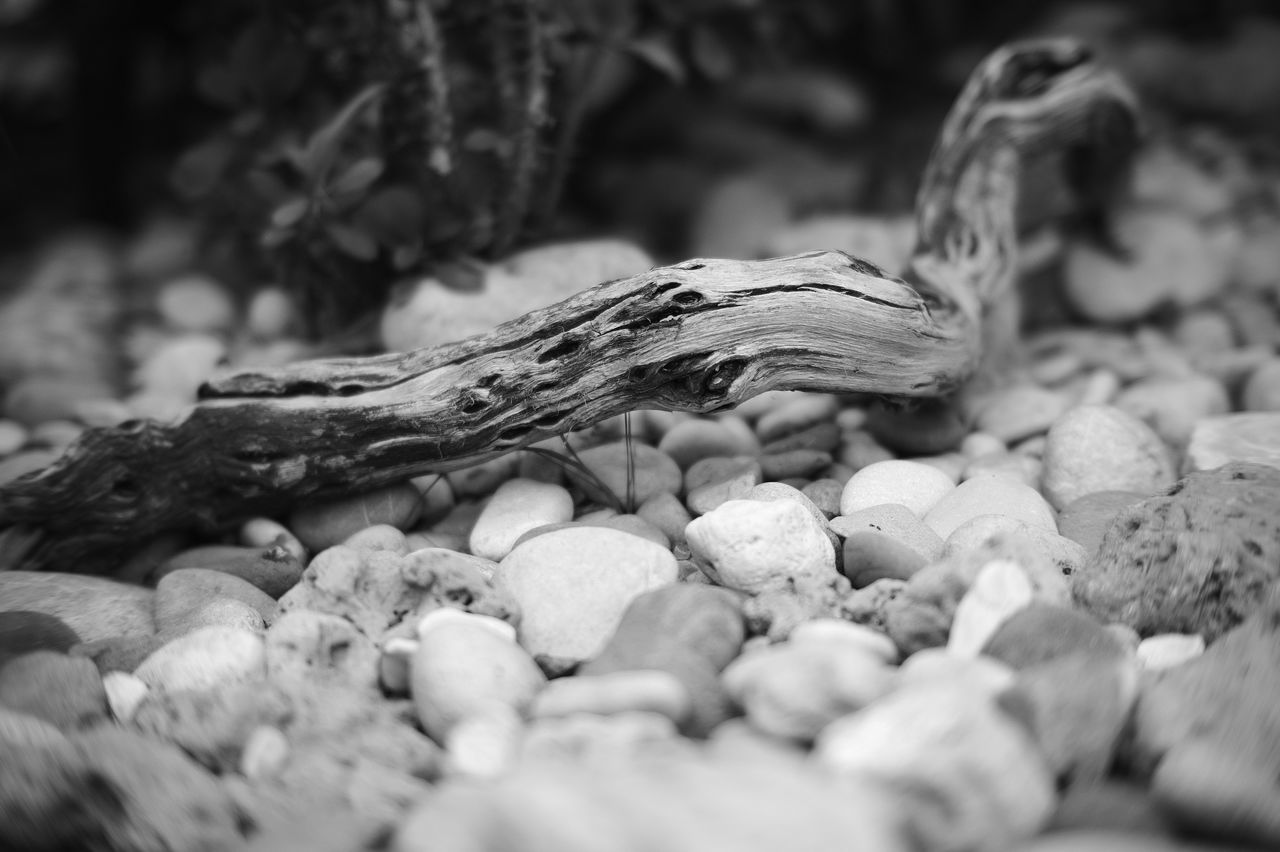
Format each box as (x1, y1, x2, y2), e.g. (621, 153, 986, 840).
(496, 526, 678, 668)
(800, 478, 843, 518)
(1042, 405, 1175, 510)
(410, 474, 457, 525)
(982, 603, 1129, 670)
(1, 375, 116, 428)
(1056, 490, 1146, 558)
(841, 530, 928, 587)
(814, 682, 1055, 852)
(154, 567, 276, 639)
(102, 671, 149, 723)
(265, 609, 380, 690)
(0, 610, 81, 666)
(895, 648, 1016, 695)
(761, 420, 842, 455)
(1064, 205, 1230, 322)
(754, 393, 840, 443)
(685, 498, 836, 594)
(530, 670, 691, 725)
(153, 544, 304, 598)
(685, 456, 763, 515)
(0, 651, 108, 730)
(923, 474, 1058, 540)
(0, 448, 59, 485)
(759, 448, 832, 480)
(1127, 586, 1280, 778)
(1046, 782, 1172, 838)
(134, 626, 265, 694)
(838, 430, 896, 470)
(246, 286, 295, 340)
(831, 503, 945, 563)
(1243, 357, 1280, 411)
(723, 637, 895, 741)
(341, 524, 410, 556)
(962, 451, 1042, 488)
(288, 482, 423, 553)
(1150, 739, 1280, 847)
(518, 710, 682, 765)
(155, 273, 235, 332)
(1114, 375, 1230, 449)
(595, 514, 670, 548)
(1185, 412, 1280, 471)
(572, 440, 682, 507)
(1006, 653, 1140, 789)
(240, 517, 308, 563)
(0, 418, 27, 455)
(0, 571, 154, 643)
(839, 459, 956, 518)
(240, 724, 290, 781)
(1073, 463, 1280, 640)
(658, 417, 760, 468)
(449, 454, 520, 499)
(71, 635, 164, 675)
(636, 492, 692, 545)
(411, 608, 545, 741)
(973, 384, 1070, 444)
(468, 478, 574, 562)
(133, 333, 226, 400)
(1136, 633, 1205, 671)
(944, 515, 1088, 577)
(444, 701, 524, 779)
(865, 398, 968, 455)
(947, 560, 1034, 657)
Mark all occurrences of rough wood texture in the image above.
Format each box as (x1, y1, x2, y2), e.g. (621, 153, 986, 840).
(0, 40, 1139, 572)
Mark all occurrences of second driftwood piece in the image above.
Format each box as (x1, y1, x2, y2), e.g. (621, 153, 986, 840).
(0, 40, 1139, 572)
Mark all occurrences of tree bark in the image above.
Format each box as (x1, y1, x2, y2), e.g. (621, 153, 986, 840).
(0, 39, 1139, 572)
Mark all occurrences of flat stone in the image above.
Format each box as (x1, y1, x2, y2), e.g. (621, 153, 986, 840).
(831, 503, 945, 563)
(0, 610, 81, 667)
(288, 482, 423, 553)
(1136, 633, 1205, 671)
(0, 651, 108, 730)
(686, 498, 837, 594)
(0, 571, 154, 642)
(495, 526, 678, 668)
(923, 475, 1058, 541)
(1185, 412, 1280, 471)
(841, 530, 928, 588)
(134, 626, 266, 694)
(1073, 463, 1280, 640)
(152, 544, 305, 597)
(944, 515, 1088, 578)
(154, 567, 276, 640)
(411, 609, 545, 741)
(1042, 405, 1175, 511)
(982, 602, 1129, 670)
(658, 417, 760, 468)
(1056, 490, 1147, 558)
(468, 478, 574, 562)
(1126, 586, 1280, 778)
(573, 440, 682, 507)
(840, 459, 956, 518)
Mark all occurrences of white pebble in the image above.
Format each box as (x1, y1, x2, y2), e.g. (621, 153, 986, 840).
(840, 459, 956, 518)
(468, 478, 574, 562)
(1137, 633, 1206, 671)
(685, 499, 836, 593)
(102, 671, 149, 723)
(156, 273, 235, 333)
(923, 475, 1057, 541)
(1041, 405, 1176, 510)
(133, 626, 265, 694)
(947, 560, 1034, 657)
(0, 419, 28, 455)
(240, 725, 289, 780)
(246, 287, 295, 340)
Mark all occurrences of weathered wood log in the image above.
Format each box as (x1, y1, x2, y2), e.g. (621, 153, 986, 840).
(0, 39, 1139, 572)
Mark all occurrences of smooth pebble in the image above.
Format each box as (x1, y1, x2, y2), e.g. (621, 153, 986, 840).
(685, 499, 836, 594)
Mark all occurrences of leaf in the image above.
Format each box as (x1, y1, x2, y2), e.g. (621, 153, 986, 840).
(625, 36, 686, 84)
(354, 186, 425, 247)
(292, 84, 385, 183)
(271, 197, 309, 228)
(329, 157, 384, 198)
(326, 222, 379, 261)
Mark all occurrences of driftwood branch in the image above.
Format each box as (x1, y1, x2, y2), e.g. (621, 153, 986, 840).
(0, 40, 1139, 572)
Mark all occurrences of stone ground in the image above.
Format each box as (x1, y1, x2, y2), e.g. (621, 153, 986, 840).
(4, 29, 1280, 852)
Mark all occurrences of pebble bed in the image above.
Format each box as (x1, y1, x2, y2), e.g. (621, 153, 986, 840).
(3, 134, 1280, 852)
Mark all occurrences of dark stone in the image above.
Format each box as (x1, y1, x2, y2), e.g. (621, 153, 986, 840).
(982, 603, 1128, 670)
(71, 634, 165, 675)
(1073, 462, 1280, 640)
(0, 651, 108, 730)
(0, 610, 81, 667)
(1047, 779, 1172, 835)
(841, 531, 928, 588)
(866, 398, 968, 455)
(152, 544, 305, 598)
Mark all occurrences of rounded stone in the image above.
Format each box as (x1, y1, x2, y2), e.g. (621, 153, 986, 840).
(1055, 491, 1146, 559)
(154, 567, 276, 640)
(573, 441, 682, 507)
(0, 611, 81, 667)
(1114, 375, 1230, 449)
(156, 273, 236, 332)
(830, 503, 945, 563)
(840, 459, 956, 518)
(496, 526, 678, 667)
(1243, 357, 1280, 412)
(686, 498, 837, 594)
(288, 482, 424, 552)
(133, 626, 265, 694)
(1041, 405, 1175, 511)
(972, 384, 1070, 444)
(0, 571, 154, 643)
(469, 478, 575, 562)
(264, 609, 379, 689)
(411, 609, 546, 741)
(0, 650, 108, 730)
(865, 398, 968, 455)
(946, 560, 1034, 657)
(841, 531, 928, 588)
(923, 475, 1058, 541)
(0, 418, 28, 455)
(658, 417, 760, 468)
(1136, 634, 1205, 671)
(1186, 412, 1280, 471)
(530, 669, 691, 725)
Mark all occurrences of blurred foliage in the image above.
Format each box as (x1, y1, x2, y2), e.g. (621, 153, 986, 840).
(4, 0, 1280, 334)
